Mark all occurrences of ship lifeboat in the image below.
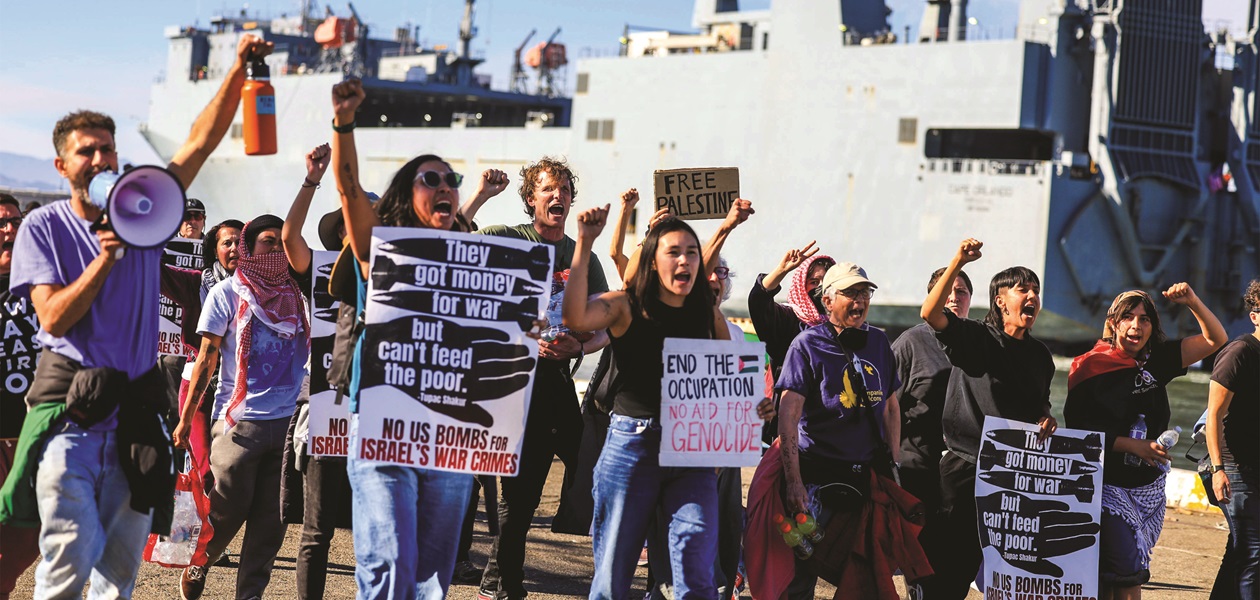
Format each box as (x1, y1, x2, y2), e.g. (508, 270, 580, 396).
(525, 42, 567, 70)
(315, 16, 357, 49)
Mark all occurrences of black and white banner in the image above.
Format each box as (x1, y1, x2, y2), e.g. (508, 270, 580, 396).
(352, 228, 550, 476)
(159, 237, 204, 358)
(307, 250, 349, 457)
(977, 416, 1104, 600)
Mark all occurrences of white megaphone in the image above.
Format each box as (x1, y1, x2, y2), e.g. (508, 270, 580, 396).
(87, 165, 186, 258)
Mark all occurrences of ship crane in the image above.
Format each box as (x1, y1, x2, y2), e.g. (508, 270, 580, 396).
(511, 29, 537, 94)
(527, 27, 567, 98)
(312, 2, 370, 78)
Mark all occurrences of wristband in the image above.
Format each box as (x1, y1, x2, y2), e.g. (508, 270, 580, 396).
(302, 177, 320, 189)
(332, 118, 356, 133)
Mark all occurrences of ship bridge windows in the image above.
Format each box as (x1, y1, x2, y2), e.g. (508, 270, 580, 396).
(924, 128, 1054, 161)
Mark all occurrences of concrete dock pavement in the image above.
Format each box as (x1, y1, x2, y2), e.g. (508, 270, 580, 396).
(10, 460, 1231, 599)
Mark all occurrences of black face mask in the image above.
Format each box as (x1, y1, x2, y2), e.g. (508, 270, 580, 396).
(810, 286, 827, 316)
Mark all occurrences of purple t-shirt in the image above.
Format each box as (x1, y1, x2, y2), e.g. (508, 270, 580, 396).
(776, 322, 901, 463)
(9, 200, 162, 381)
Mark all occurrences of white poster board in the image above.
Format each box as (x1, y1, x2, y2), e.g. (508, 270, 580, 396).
(977, 416, 1104, 600)
(351, 227, 551, 475)
(307, 250, 350, 457)
(159, 237, 204, 358)
(659, 337, 766, 467)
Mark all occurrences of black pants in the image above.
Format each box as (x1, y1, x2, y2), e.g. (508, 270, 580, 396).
(296, 457, 351, 600)
(918, 451, 981, 600)
(478, 367, 582, 599)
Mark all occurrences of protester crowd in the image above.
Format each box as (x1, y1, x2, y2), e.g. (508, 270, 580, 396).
(0, 33, 1256, 600)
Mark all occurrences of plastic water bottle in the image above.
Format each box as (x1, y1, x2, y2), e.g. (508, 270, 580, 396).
(1125, 414, 1148, 467)
(795, 511, 824, 544)
(779, 520, 814, 560)
(1157, 426, 1182, 450)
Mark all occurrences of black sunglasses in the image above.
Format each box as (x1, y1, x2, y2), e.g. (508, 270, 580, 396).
(0, 217, 22, 229)
(183, 211, 206, 221)
(415, 170, 463, 189)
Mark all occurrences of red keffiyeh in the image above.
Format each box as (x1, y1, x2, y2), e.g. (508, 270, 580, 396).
(1068, 340, 1137, 391)
(223, 221, 310, 430)
(786, 253, 833, 327)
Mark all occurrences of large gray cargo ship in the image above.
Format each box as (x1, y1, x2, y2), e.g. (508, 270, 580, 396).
(142, 0, 1260, 346)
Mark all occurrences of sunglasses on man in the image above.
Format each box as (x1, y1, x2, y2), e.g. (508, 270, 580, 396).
(414, 170, 464, 189)
(0, 217, 22, 230)
(183, 211, 206, 222)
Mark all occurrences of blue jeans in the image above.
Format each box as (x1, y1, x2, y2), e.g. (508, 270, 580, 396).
(347, 414, 474, 600)
(590, 415, 718, 600)
(33, 422, 153, 600)
(1221, 463, 1259, 599)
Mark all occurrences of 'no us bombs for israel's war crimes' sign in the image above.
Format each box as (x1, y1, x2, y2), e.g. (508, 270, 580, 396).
(654, 167, 739, 221)
(307, 250, 350, 457)
(660, 337, 767, 467)
(159, 237, 204, 358)
(353, 227, 551, 476)
(977, 416, 1104, 600)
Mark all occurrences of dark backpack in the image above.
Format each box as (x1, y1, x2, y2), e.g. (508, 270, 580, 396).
(327, 302, 364, 405)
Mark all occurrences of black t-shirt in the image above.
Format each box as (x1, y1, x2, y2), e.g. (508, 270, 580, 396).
(1213, 334, 1260, 469)
(892, 323, 953, 469)
(1064, 339, 1185, 488)
(747, 274, 808, 380)
(936, 310, 1055, 463)
(610, 303, 712, 419)
(1, 274, 41, 438)
(479, 224, 609, 415)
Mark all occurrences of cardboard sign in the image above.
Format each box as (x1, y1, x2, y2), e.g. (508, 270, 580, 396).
(659, 337, 766, 467)
(307, 250, 350, 457)
(653, 167, 740, 220)
(977, 416, 1104, 600)
(352, 227, 551, 476)
(159, 238, 204, 358)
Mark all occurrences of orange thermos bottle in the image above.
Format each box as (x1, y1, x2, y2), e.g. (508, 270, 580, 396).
(242, 58, 277, 156)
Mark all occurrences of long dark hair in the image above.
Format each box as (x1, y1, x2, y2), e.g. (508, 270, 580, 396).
(627, 217, 714, 336)
(984, 266, 1040, 328)
(375, 154, 454, 228)
(203, 219, 244, 268)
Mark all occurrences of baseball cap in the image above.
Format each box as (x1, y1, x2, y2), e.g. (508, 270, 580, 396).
(822, 262, 877, 294)
(185, 198, 206, 214)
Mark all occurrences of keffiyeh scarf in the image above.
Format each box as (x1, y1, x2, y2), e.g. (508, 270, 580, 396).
(786, 253, 833, 327)
(223, 222, 310, 430)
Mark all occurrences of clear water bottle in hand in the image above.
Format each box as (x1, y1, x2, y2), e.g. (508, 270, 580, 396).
(1157, 426, 1182, 450)
(1124, 414, 1148, 467)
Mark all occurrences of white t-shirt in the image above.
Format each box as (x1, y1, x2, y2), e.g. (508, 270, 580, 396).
(198, 279, 309, 422)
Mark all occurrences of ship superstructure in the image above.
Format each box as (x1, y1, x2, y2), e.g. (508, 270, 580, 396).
(143, 0, 1260, 345)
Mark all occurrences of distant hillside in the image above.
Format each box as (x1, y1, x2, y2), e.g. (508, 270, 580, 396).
(0, 152, 64, 191)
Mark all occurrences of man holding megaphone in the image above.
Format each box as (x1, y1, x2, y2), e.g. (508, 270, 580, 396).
(1, 34, 273, 599)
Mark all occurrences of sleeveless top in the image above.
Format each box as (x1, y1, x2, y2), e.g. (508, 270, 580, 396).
(609, 302, 712, 418)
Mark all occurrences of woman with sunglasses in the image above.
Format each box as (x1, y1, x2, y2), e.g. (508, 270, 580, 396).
(563, 204, 731, 600)
(1065, 284, 1225, 599)
(329, 78, 481, 600)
